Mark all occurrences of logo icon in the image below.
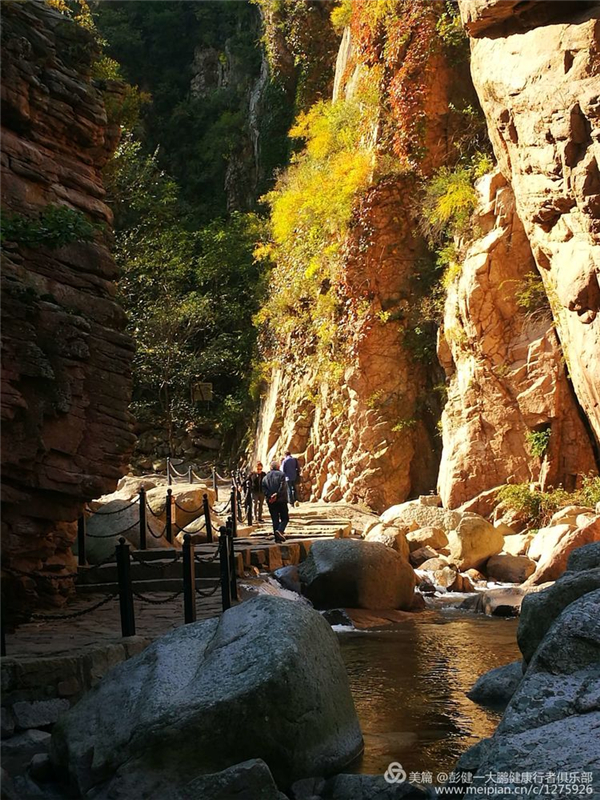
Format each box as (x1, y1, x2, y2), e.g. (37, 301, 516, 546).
(384, 762, 407, 784)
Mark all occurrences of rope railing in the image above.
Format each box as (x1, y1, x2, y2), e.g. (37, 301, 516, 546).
(130, 551, 181, 570)
(132, 589, 183, 605)
(195, 582, 221, 598)
(30, 593, 117, 621)
(172, 499, 204, 514)
(84, 498, 138, 515)
(145, 499, 167, 518)
(4, 522, 239, 655)
(85, 520, 139, 539)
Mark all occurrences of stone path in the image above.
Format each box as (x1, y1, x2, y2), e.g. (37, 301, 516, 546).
(4, 502, 375, 660)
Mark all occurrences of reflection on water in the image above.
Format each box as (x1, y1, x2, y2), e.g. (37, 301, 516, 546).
(338, 610, 520, 777)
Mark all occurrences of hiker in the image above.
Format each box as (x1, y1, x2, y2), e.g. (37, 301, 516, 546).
(262, 460, 288, 544)
(281, 450, 301, 506)
(249, 461, 266, 523)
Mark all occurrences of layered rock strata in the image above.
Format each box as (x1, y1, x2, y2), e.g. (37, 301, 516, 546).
(437, 172, 597, 511)
(459, 0, 600, 449)
(1, 1, 135, 616)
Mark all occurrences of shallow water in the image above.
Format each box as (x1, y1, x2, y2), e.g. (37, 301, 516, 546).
(338, 609, 520, 778)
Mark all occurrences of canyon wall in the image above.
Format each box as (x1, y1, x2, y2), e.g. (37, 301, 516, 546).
(254, 11, 468, 512)
(255, 1, 599, 512)
(437, 171, 597, 513)
(458, 0, 600, 449)
(435, 0, 600, 508)
(1, 1, 135, 616)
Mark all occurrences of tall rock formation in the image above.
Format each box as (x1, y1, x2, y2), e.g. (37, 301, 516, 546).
(437, 171, 597, 512)
(254, 7, 473, 511)
(1, 1, 135, 616)
(458, 0, 600, 450)
(256, 1, 599, 513)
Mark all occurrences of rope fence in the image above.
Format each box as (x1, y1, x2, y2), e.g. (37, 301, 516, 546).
(1, 465, 250, 655)
(3, 523, 238, 654)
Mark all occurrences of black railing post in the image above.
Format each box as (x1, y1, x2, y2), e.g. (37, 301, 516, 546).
(230, 487, 238, 537)
(219, 526, 232, 611)
(237, 482, 243, 524)
(212, 466, 218, 501)
(165, 488, 173, 544)
(203, 493, 213, 544)
(188, 466, 193, 484)
(138, 488, 147, 551)
(1, 608, 6, 657)
(247, 487, 253, 526)
(77, 514, 86, 567)
(227, 517, 238, 602)
(167, 457, 172, 486)
(116, 538, 135, 637)
(182, 534, 196, 624)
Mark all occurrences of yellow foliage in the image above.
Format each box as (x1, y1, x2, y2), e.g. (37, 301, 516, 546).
(330, 0, 353, 32)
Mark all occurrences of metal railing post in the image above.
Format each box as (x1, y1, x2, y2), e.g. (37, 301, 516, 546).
(219, 527, 232, 612)
(188, 466, 193, 484)
(230, 487, 237, 537)
(247, 487, 253, 526)
(165, 488, 173, 544)
(116, 538, 135, 637)
(227, 517, 238, 602)
(1, 609, 6, 657)
(77, 514, 86, 567)
(237, 481, 243, 523)
(203, 493, 213, 543)
(212, 466, 218, 501)
(138, 488, 147, 551)
(182, 534, 196, 624)
(167, 457, 172, 486)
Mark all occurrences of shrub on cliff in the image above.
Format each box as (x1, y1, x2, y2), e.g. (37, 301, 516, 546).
(255, 91, 378, 368)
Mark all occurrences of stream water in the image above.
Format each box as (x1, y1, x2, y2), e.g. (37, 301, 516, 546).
(338, 609, 520, 778)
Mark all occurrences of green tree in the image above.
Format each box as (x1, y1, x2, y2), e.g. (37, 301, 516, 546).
(105, 137, 269, 449)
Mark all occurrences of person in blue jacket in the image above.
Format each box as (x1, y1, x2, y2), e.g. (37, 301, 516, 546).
(281, 450, 301, 506)
(261, 461, 288, 543)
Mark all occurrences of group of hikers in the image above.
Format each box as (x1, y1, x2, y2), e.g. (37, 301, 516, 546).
(246, 452, 301, 544)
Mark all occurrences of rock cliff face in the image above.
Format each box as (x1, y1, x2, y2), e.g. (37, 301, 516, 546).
(255, 178, 441, 511)
(438, 171, 597, 512)
(254, 16, 468, 512)
(256, 1, 599, 513)
(1, 1, 135, 615)
(458, 0, 600, 450)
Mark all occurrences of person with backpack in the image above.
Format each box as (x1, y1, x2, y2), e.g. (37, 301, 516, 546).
(262, 460, 288, 543)
(249, 461, 266, 523)
(281, 450, 301, 506)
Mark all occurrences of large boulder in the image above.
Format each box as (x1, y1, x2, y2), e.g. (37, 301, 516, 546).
(82, 498, 171, 564)
(518, 568, 600, 663)
(467, 661, 523, 709)
(409, 546, 439, 567)
(146, 483, 216, 533)
(549, 505, 595, 527)
(502, 532, 535, 557)
(446, 514, 504, 570)
(526, 517, 600, 585)
(298, 540, 416, 610)
(567, 541, 600, 573)
(92, 759, 287, 800)
(485, 554, 536, 584)
(50, 596, 363, 794)
(363, 523, 410, 560)
(527, 524, 573, 562)
(405, 526, 448, 553)
(458, 591, 600, 785)
(379, 500, 462, 533)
